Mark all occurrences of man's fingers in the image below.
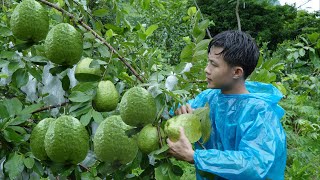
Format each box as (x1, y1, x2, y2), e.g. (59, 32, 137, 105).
(175, 108, 181, 115)
(181, 105, 187, 114)
(186, 104, 193, 113)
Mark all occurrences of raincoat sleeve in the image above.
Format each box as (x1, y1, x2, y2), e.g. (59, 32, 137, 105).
(194, 104, 282, 179)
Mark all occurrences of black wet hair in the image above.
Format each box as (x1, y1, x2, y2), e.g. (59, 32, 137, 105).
(208, 30, 260, 79)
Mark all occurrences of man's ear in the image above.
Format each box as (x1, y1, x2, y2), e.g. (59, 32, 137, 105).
(232, 66, 244, 79)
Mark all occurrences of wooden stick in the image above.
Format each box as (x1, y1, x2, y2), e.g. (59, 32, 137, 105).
(31, 102, 68, 114)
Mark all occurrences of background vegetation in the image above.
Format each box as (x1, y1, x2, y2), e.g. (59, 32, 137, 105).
(0, 0, 319, 179)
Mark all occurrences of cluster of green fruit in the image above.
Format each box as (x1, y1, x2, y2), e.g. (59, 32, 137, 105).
(30, 84, 202, 165)
(10, 0, 83, 66)
(13, 0, 203, 166)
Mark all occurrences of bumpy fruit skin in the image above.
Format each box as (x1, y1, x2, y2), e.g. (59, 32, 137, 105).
(164, 114, 202, 143)
(119, 87, 157, 127)
(10, 0, 49, 42)
(75, 58, 101, 82)
(44, 23, 83, 66)
(93, 115, 138, 164)
(137, 124, 164, 154)
(44, 115, 89, 164)
(30, 118, 54, 160)
(92, 81, 119, 112)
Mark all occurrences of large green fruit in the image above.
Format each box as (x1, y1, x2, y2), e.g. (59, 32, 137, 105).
(119, 87, 157, 127)
(30, 118, 54, 160)
(10, 0, 49, 42)
(75, 58, 101, 82)
(164, 114, 201, 143)
(44, 23, 83, 66)
(137, 124, 164, 154)
(93, 115, 138, 164)
(44, 115, 89, 164)
(92, 81, 119, 112)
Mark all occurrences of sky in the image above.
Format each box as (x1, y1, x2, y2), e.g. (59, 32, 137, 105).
(278, 0, 320, 12)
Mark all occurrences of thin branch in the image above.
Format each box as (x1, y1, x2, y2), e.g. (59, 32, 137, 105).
(197, 141, 206, 150)
(193, 0, 212, 38)
(32, 102, 68, 114)
(235, 0, 241, 31)
(157, 122, 163, 148)
(37, 0, 145, 83)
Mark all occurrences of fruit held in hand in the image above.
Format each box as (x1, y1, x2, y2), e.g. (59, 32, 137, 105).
(164, 114, 201, 143)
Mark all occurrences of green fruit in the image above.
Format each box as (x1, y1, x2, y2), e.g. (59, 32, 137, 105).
(93, 115, 138, 164)
(92, 81, 119, 112)
(30, 118, 54, 160)
(137, 124, 164, 154)
(75, 58, 101, 82)
(10, 0, 49, 42)
(119, 87, 157, 127)
(44, 115, 89, 164)
(164, 114, 201, 143)
(44, 23, 83, 66)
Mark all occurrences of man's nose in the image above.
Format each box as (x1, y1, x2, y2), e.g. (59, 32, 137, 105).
(204, 65, 210, 74)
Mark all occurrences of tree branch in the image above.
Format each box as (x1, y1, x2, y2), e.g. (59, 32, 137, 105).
(235, 0, 241, 31)
(193, 0, 212, 39)
(37, 0, 145, 83)
(32, 102, 68, 114)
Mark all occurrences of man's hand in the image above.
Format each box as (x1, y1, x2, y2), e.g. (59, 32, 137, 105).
(175, 104, 193, 115)
(167, 127, 194, 163)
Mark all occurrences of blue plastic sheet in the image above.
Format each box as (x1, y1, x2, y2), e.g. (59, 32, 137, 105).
(187, 81, 286, 180)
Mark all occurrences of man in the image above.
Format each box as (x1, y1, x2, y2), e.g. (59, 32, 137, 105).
(167, 30, 286, 179)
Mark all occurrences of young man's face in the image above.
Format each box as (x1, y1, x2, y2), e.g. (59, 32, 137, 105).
(205, 47, 235, 89)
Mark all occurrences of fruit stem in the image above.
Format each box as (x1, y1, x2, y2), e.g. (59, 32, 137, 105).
(37, 0, 145, 83)
(157, 122, 163, 148)
(197, 141, 206, 150)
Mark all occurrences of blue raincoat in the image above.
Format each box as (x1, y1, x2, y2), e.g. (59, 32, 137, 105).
(187, 81, 286, 180)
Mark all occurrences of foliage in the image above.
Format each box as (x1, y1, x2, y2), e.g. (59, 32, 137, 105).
(197, 0, 320, 50)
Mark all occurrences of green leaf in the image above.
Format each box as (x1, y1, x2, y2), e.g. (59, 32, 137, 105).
(3, 129, 24, 143)
(62, 75, 70, 91)
(0, 51, 15, 59)
(193, 50, 207, 62)
(187, 7, 197, 16)
(20, 103, 43, 115)
(12, 69, 29, 88)
(29, 56, 48, 65)
(150, 144, 169, 160)
(193, 106, 211, 143)
(10, 114, 31, 125)
(98, 45, 110, 58)
(3, 98, 23, 117)
(299, 49, 306, 57)
(180, 44, 195, 62)
(92, 110, 104, 123)
(155, 163, 170, 180)
(49, 66, 69, 76)
(0, 103, 9, 119)
(0, 73, 8, 78)
(80, 110, 92, 126)
(69, 91, 93, 103)
(145, 24, 158, 37)
(93, 9, 108, 17)
(194, 39, 211, 52)
(0, 27, 12, 37)
(24, 157, 35, 169)
(4, 153, 25, 179)
(28, 67, 42, 81)
(8, 62, 20, 73)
